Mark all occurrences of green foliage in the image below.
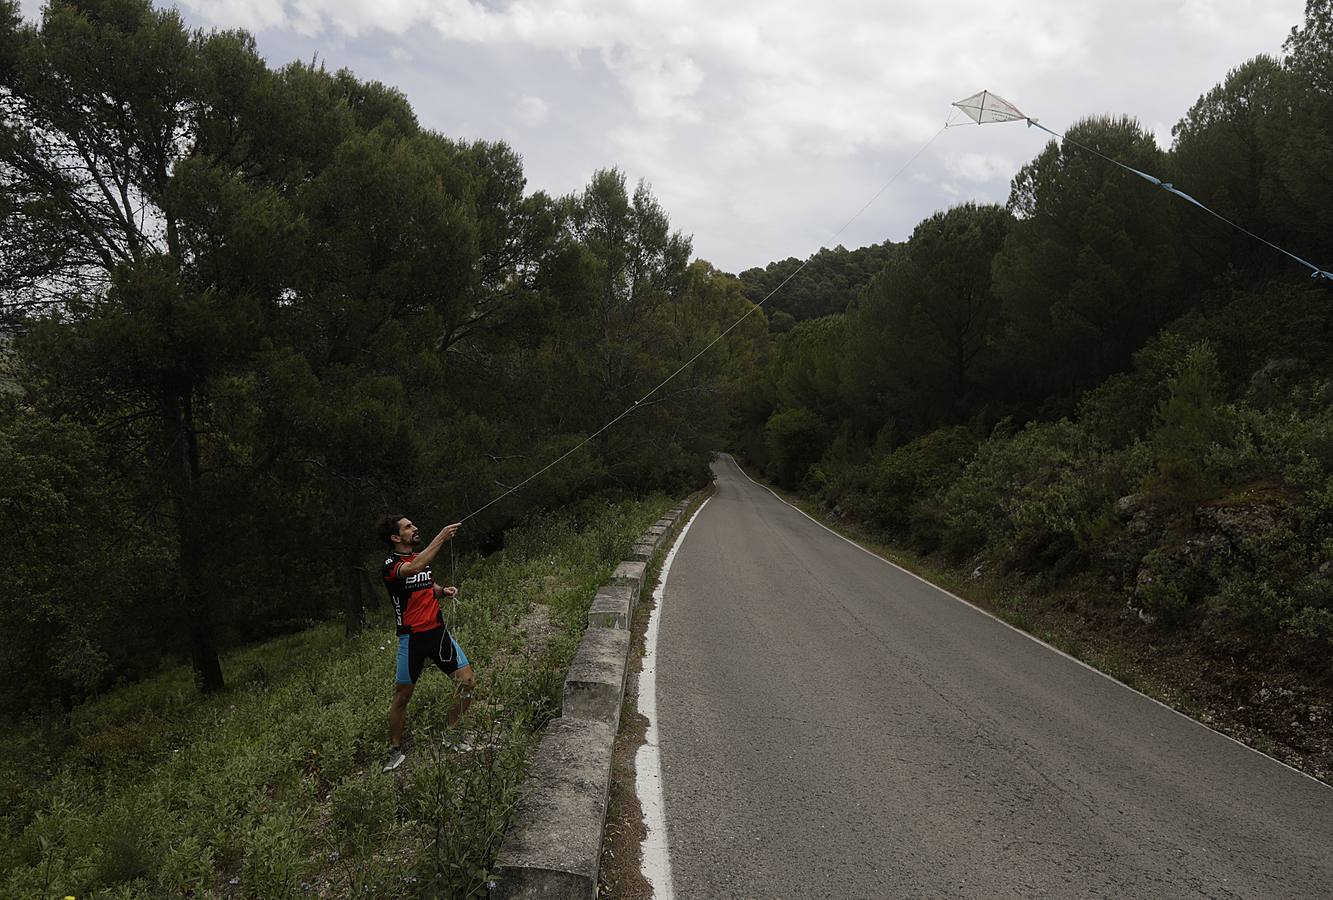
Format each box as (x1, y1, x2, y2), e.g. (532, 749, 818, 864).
(329, 776, 396, 857)
(1146, 341, 1229, 499)
(1171, 55, 1289, 280)
(839, 204, 1010, 435)
(738, 241, 897, 322)
(1077, 332, 1195, 446)
(763, 406, 827, 487)
(940, 420, 1084, 561)
(842, 426, 978, 538)
(993, 116, 1183, 406)
(771, 315, 847, 416)
(1274, 0, 1333, 250)
(0, 407, 169, 712)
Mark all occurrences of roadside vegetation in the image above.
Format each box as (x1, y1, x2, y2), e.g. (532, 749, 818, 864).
(0, 496, 670, 898)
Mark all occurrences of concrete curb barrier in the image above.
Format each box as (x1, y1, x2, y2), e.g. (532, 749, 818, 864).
(492, 495, 696, 899)
(611, 560, 646, 606)
(562, 626, 631, 728)
(587, 583, 634, 629)
(490, 716, 616, 900)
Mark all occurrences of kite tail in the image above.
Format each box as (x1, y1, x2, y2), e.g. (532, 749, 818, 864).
(1027, 120, 1333, 282)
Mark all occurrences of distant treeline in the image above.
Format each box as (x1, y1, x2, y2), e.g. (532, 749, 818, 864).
(0, 0, 762, 714)
(737, 241, 898, 331)
(734, 1, 1333, 674)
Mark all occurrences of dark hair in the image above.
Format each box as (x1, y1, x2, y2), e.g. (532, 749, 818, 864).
(377, 513, 407, 547)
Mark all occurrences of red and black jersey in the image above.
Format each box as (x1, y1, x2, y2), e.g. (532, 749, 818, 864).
(383, 552, 442, 635)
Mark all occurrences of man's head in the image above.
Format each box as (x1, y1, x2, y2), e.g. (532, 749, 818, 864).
(377, 513, 419, 550)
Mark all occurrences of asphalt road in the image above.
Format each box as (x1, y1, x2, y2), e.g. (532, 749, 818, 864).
(654, 455, 1333, 899)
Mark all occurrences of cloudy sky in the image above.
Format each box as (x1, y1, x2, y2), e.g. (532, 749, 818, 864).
(18, 0, 1307, 273)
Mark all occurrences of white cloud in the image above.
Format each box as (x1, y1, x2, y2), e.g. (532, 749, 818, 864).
(514, 95, 549, 128)
(945, 152, 1018, 184)
(189, 0, 436, 37)
(602, 45, 704, 122)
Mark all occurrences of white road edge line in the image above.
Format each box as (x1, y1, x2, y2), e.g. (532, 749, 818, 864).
(636, 495, 711, 899)
(723, 454, 1332, 792)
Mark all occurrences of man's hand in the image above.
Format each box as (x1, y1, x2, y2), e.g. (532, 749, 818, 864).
(399, 522, 463, 577)
(439, 586, 458, 598)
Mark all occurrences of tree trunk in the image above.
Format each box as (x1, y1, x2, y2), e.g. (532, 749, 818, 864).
(187, 610, 225, 693)
(343, 556, 366, 638)
(164, 382, 225, 693)
(360, 565, 378, 618)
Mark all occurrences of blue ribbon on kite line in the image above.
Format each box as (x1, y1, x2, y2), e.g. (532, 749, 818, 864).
(1026, 120, 1333, 282)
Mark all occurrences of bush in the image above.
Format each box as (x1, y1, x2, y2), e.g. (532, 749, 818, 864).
(0, 411, 171, 715)
(861, 426, 977, 537)
(938, 419, 1135, 570)
(330, 777, 396, 857)
(1285, 606, 1333, 656)
(239, 806, 312, 899)
(763, 407, 827, 486)
(1078, 332, 1194, 446)
(1143, 341, 1231, 502)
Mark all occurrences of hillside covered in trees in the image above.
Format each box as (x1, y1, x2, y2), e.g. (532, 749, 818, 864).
(736, 240, 897, 332)
(737, 1, 1333, 751)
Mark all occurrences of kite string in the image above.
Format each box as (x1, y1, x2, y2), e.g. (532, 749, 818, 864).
(1024, 119, 1333, 281)
(458, 121, 952, 524)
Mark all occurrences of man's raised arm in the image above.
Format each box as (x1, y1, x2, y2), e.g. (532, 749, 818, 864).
(399, 523, 460, 577)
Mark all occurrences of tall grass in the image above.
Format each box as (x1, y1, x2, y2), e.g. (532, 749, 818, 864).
(0, 495, 670, 898)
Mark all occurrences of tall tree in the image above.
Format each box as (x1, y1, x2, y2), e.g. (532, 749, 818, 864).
(880, 203, 1010, 413)
(1, 1, 291, 690)
(562, 169, 693, 484)
(992, 116, 1183, 410)
(1171, 55, 1288, 281)
(1270, 0, 1333, 257)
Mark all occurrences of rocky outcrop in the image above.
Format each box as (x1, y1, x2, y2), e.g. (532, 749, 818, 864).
(1116, 488, 1292, 626)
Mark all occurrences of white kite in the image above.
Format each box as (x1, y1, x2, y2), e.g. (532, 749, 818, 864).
(951, 90, 1030, 126)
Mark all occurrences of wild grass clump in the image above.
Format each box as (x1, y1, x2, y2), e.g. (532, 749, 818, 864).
(0, 494, 672, 898)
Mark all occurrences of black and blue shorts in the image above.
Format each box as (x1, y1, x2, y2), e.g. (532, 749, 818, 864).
(395, 625, 469, 685)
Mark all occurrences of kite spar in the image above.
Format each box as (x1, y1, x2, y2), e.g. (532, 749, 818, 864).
(952, 90, 1333, 282)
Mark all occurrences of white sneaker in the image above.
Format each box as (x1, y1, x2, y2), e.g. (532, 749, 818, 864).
(382, 747, 406, 772)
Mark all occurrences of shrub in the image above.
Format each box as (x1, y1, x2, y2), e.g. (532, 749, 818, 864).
(1144, 341, 1230, 501)
(329, 778, 396, 857)
(1285, 606, 1333, 657)
(763, 407, 828, 486)
(938, 419, 1119, 567)
(90, 806, 155, 887)
(239, 806, 311, 899)
(1078, 332, 1194, 446)
(156, 835, 214, 896)
(862, 426, 977, 537)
